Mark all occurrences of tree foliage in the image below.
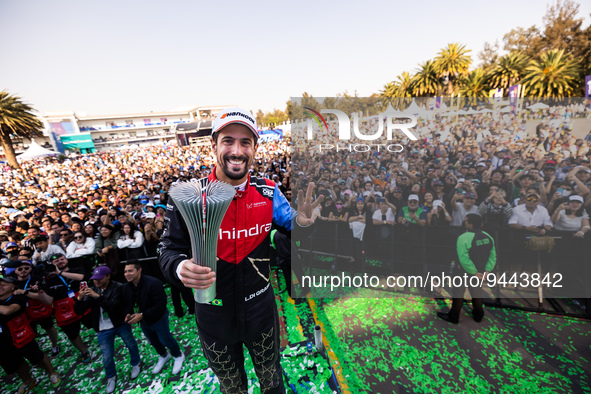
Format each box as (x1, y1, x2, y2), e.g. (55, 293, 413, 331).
(488, 51, 529, 91)
(433, 43, 472, 95)
(412, 60, 442, 97)
(522, 49, 580, 97)
(0, 90, 43, 169)
(456, 68, 490, 105)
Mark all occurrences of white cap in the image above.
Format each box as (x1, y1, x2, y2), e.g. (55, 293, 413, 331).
(569, 195, 584, 203)
(408, 194, 419, 201)
(212, 107, 258, 139)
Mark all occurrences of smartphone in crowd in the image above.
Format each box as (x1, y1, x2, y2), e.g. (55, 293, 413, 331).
(80, 281, 88, 290)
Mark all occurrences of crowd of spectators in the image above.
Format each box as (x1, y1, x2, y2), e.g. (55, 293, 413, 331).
(291, 103, 591, 251)
(1, 101, 591, 391)
(0, 138, 290, 392)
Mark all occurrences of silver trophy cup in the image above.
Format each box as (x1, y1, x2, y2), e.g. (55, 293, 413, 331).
(168, 180, 236, 303)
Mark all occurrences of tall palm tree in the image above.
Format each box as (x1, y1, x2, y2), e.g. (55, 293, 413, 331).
(434, 43, 472, 95)
(412, 60, 442, 97)
(0, 91, 44, 169)
(521, 49, 580, 97)
(378, 81, 397, 110)
(488, 51, 529, 91)
(456, 68, 490, 106)
(379, 73, 414, 110)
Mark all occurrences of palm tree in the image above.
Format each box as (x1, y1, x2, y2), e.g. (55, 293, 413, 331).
(456, 68, 490, 106)
(379, 72, 414, 110)
(412, 60, 442, 97)
(378, 82, 397, 109)
(434, 43, 472, 95)
(0, 91, 44, 169)
(488, 51, 529, 91)
(521, 49, 580, 97)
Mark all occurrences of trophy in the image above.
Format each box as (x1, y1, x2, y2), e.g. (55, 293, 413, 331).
(168, 180, 236, 303)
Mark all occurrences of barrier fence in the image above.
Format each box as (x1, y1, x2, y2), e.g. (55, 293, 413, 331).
(296, 222, 591, 319)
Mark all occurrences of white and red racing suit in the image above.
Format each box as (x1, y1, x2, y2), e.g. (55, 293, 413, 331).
(159, 170, 292, 393)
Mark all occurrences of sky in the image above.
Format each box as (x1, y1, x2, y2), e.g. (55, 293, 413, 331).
(1, 0, 590, 117)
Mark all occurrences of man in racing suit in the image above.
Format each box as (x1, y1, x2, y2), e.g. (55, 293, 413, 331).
(159, 108, 315, 393)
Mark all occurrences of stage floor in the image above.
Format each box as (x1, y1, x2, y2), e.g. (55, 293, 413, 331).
(1, 272, 590, 393)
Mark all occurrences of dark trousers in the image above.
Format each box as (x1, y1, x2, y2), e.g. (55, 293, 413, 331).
(170, 285, 195, 315)
(449, 286, 484, 321)
(196, 300, 285, 394)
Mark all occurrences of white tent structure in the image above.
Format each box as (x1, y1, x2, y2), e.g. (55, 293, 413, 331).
(402, 99, 430, 119)
(17, 140, 58, 161)
(527, 102, 550, 110)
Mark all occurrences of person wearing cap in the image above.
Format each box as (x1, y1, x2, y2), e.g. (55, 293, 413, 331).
(450, 191, 479, 227)
(4, 241, 19, 260)
(508, 193, 553, 235)
(551, 195, 590, 236)
(11, 260, 61, 357)
(31, 235, 66, 266)
(397, 194, 427, 227)
(0, 276, 61, 391)
(74, 266, 141, 393)
(437, 213, 497, 324)
(35, 253, 92, 363)
(159, 107, 316, 393)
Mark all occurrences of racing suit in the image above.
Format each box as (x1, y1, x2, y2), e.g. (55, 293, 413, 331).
(159, 171, 291, 393)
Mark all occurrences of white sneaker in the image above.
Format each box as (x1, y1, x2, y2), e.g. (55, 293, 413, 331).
(131, 364, 141, 379)
(106, 377, 116, 394)
(152, 352, 172, 374)
(172, 353, 185, 375)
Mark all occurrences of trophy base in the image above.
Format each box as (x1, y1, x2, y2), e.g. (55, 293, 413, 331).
(193, 287, 216, 304)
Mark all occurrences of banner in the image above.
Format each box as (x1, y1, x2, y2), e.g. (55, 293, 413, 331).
(489, 88, 503, 98)
(585, 75, 591, 98)
(435, 97, 441, 109)
(508, 85, 520, 106)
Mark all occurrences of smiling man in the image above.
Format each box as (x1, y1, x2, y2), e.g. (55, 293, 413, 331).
(159, 107, 297, 393)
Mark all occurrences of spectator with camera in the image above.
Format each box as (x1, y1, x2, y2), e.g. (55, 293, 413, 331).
(450, 191, 479, 227)
(74, 266, 141, 394)
(478, 185, 513, 229)
(551, 195, 590, 236)
(35, 253, 92, 363)
(10, 259, 60, 357)
(0, 276, 61, 391)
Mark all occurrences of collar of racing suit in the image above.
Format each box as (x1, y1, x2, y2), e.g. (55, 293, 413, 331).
(208, 167, 249, 198)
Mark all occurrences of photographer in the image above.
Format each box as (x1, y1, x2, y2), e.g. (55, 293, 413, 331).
(0, 276, 61, 391)
(10, 260, 60, 357)
(35, 253, 92, 363)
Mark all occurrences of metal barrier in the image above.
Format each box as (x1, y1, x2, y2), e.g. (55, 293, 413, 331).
(297, 223, 591, 319)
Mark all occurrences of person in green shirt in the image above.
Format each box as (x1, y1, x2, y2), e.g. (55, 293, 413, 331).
(437, 213, 496, 324)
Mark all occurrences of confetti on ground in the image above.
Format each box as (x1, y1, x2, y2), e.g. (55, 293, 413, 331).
(1, 278, 590, 393)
